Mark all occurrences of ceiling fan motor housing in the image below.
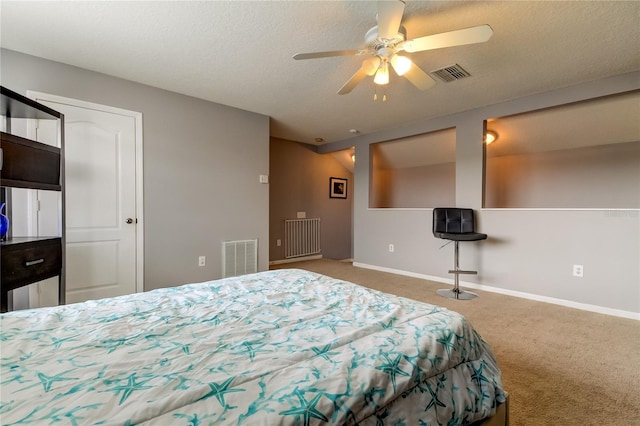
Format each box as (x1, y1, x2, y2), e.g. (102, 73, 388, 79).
(365, 25, 407, 56)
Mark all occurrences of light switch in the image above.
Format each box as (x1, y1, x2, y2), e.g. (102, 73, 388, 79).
(259, 174, 269, 184)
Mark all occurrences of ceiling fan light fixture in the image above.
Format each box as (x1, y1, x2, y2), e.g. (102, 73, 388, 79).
(390, 54, 412, 76)
(363, 56, 382, 76)
(374, 61, 389, 85)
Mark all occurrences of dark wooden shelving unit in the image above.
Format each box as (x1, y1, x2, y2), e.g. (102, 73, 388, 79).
(1, 86, 65, 312)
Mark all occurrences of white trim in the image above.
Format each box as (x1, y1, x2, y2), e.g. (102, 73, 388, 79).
(367, 208, 432, 211)
(353, 262, 640, 321)
(366, 207, 640, 212)
(27, 91, 145, 295)
(269, 254, 323, 265)
(481, 208, 640, 212)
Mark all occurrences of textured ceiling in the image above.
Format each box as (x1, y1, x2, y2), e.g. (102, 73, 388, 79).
(1, 1, 639, 145)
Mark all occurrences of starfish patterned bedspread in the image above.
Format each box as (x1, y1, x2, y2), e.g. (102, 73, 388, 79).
(1, 269, 505, 425)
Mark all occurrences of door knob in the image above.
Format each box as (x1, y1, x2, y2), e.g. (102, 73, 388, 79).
(126, 218, 134, 224)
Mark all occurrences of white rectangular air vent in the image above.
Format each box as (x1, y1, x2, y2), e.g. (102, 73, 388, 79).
(222, 239, 257, 278)
(431, 64, 471, 82)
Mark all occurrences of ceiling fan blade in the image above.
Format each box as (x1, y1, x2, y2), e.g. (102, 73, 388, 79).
(403, 63, 436, 91)
(293, 50, 362, 60)
(403, 25, 493, 53)
(338, 57, 381, 95)
(337, 68, 369, 95)
(377, 0, 405, 39)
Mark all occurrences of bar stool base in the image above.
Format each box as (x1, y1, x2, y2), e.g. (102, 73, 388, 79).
(437, 288, 478, 300)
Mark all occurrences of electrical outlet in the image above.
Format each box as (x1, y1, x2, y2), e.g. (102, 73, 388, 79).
(388, 244, 395, 253)
(276, 239, 281, 247)
(573, 264, 583, 277)
(198, 256, 206, 267)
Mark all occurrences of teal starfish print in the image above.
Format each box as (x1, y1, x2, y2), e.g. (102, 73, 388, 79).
(96, 338, 134, 353)
(311, 344, 338, 361)
(309, 316, 351, 335)
(275, 299, 298, 311)
(279, 388, 329, 426)
(423, 381, 447, 413)
(48, 403, 102, 426)
(198, 377, 245, 408)
(375, 353, 410, 393)
(95, 313, 121, 323)
(172, 341, 192, 355)
(327, 300, 341, 310)
(53, 367, 108, 400)
(380, 317, 399, 329)
(144, 329, 170, 340)
(469, 362, 490, 390)
(201, 314, 221, 326)
(59, 355, 98, 369)
(37, 370, 78, 392)
(237, 340, 270, 361)
(436, 332, 457, 357)
(51, 335, 78, 349)
(104, 373, 154, 405)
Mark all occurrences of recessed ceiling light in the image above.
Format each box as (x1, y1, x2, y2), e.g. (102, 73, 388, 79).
(314, 137, 324, 143)
(349, 129, 359, 134)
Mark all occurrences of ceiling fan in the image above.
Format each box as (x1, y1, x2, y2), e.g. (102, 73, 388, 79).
(293, 0, 493, 95)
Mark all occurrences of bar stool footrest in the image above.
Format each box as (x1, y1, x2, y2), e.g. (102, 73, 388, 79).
(448, 269, 478, 275)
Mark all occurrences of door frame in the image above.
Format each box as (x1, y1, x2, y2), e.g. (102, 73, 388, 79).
(27, 91, 145, 301)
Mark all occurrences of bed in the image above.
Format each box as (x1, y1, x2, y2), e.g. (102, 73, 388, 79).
(1, 269, 506, 425)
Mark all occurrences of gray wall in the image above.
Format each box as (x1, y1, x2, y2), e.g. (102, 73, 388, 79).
(1, 49, 270, 291)
(320, 71, 640, 315)
(269, 138, 352, 261)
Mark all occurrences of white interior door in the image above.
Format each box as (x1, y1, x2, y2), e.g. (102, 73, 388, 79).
(32, 94, 143, 305)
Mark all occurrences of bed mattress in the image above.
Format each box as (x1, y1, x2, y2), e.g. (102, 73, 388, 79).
(1, 268, 505, 424)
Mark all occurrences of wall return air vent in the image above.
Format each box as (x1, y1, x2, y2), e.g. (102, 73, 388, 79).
(430, 64, 471, 83)
(222, 239, 258, 278)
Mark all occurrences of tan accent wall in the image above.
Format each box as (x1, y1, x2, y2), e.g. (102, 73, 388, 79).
(485, 141, 640, 208)
(269, 138, 353, 261)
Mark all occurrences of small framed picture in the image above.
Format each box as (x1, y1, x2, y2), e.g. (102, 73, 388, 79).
(329, 177, 348, 199)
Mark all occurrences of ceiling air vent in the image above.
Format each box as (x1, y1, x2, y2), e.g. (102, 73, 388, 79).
(430, 64, 471, 83)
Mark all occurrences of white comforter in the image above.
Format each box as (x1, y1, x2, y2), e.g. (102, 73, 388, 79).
(1, 269, 505, 425)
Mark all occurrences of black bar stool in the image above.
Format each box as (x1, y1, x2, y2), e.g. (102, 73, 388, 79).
(432, 208, 487, 300)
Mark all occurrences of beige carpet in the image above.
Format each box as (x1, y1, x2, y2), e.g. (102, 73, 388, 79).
(271, 259, 640, 426)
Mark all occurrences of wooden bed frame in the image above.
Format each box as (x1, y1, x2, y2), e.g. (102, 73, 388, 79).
(477, 394, 509, 426)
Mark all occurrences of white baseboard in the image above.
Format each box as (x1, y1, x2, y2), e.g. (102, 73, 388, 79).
(269, 254, 323, 265)
(353, 262, 640, 321)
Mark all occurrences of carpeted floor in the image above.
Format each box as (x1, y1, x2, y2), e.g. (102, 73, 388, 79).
(270, 259, 640, 426)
